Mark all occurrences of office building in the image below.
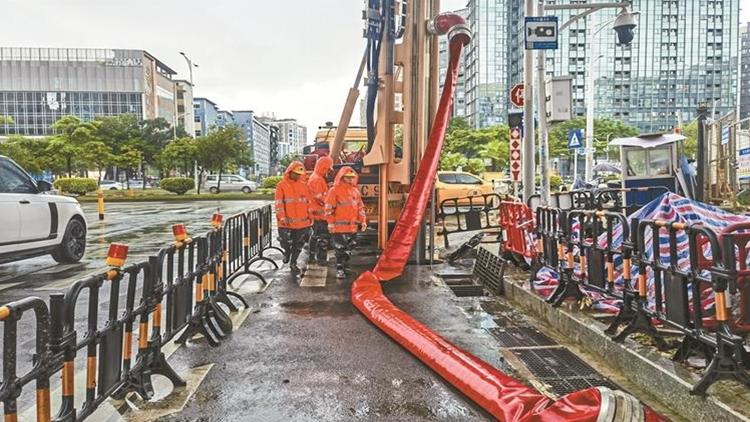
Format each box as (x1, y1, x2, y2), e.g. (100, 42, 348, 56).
(438, 8, 469, 118)
(193, 97, 219, 137)
(0, 47, 179, 137)
(269, 125, 280, 175)
(258, 116, 306, 155)
(175, 80, 194, 136)
(741, 23, 750, 121)
(466, 0, 740, 132)
(231, 110, 271, 178)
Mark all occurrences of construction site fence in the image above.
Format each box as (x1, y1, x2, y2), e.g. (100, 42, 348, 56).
(437, 193, 502, 248)
(532, 206, 750, 396)
(0, 204, 278, 422)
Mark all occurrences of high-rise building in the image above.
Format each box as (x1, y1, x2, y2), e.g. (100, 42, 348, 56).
(269, 125, 280, 175)
(258, 117, 306, 155)
(0, 48, 179, 137)
(741, 23, 750, 121)
(438, 7, 469, 118)
(467, 0, 741, 132)
(230, 110, 271, 177)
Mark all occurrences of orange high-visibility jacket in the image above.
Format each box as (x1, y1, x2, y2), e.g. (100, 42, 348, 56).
(275, 161, 313, 229)
(308, 156, 333, 222)
(325, 166, 366, 234)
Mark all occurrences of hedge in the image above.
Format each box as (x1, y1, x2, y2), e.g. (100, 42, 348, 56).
(54, 178, 99, 196)
(262, 176, 283, 189)
(160, 177, 195, 195)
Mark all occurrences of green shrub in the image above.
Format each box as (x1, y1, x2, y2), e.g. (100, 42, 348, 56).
(262, 176, 283, 189)
(54, 178, 98, 195)
(160, 177, 194, 195)
(550, 174, 563, 190)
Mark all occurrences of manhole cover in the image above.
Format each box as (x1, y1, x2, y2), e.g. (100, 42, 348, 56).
(488, 327, 557, 348)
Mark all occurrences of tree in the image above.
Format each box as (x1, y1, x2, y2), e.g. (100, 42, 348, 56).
(480, 139, 509, 172)
(196, 125, 253, 192)
(80, 141, 115, 183)
(279, 153, 299, 170)
(548, 117, 639, 162)
(0, 115, 15, 125)
(161, 137, 198, 175)
(681, 121, 698, 159)
(47, 116, 99, 177)
(0, 136, 52, 175)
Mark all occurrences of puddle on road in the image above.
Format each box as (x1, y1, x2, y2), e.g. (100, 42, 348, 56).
(280, 300, 357, 317)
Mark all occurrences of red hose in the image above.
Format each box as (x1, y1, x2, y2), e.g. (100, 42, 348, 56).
(351, 14, 670, 422)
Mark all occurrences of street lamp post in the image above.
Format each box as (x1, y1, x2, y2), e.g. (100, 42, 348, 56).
(179, 52, 199, 193)
(538, 2, 637, 195)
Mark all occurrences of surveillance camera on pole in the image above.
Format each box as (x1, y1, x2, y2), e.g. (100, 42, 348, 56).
(612, 9, 638, 45)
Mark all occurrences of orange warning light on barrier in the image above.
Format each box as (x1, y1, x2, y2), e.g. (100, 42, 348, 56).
(105, 243, 128, 267)
(172, 224, 189, 242)
(211, 213, 223, 228)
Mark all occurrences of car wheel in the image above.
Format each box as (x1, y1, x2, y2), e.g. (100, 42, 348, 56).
(242, 186, 251, 194)
(51, 219, 86, 263)
(110, 187, 117, 190)
(210, 187, 219, 194)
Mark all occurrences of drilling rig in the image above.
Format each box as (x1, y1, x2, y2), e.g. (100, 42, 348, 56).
(310, 0, 447, 259)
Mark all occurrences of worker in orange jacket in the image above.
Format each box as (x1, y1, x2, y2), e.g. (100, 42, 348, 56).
(274, 161, 313, 274)
(325, 166, 367, 279)
(307, 156, 334, 265)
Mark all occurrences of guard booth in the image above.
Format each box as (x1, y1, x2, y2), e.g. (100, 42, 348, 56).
(609, 133, 691, 202)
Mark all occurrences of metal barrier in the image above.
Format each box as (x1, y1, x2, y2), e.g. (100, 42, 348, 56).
(527, 190, 594, 212)
(437, 193, 502, 248)
(531, 203, 750, 395)
(595, 187, 669, 215)
(0, 204, 277, 422)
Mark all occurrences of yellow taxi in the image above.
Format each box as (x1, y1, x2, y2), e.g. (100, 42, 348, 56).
(435, 171, 494, 208)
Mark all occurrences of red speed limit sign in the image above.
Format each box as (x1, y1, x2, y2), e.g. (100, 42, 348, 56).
(510, 83, 524, 107)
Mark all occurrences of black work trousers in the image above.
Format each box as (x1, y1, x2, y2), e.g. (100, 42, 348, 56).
(309, 220, 330, 262)
(278, 227, 310, 265)
(331, 232, 357, 270)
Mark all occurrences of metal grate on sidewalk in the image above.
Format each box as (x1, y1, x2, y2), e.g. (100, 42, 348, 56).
(488, 327, 557, 348)
(473, 246, 505, 295)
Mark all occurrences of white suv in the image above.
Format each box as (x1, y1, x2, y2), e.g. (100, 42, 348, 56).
(0, 156, 88, 264)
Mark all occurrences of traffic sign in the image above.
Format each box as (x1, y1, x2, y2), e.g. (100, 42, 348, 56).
(524, 16, 559, 50)
(578, 148, 586, 156)
(722, 126, 730, 145)
(568, 129, 583, 149)
(510, 84, 524, 107)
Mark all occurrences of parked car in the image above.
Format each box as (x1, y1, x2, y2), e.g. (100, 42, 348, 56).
(204, 175, 258, 194)
(435, 171, 494, 209)
(0, 155, 87, 264)
(99, 180, 124, 190)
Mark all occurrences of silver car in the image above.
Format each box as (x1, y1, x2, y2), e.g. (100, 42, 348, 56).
(204, 174, 258, 194)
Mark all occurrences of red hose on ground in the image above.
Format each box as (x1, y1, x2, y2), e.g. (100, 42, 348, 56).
(351, 13, 670, 422)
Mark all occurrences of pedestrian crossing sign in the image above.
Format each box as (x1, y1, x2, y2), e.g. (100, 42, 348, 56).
(568, 129, 583, 149)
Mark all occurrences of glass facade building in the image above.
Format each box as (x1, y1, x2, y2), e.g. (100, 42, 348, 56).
(468, 0, 740, 132)
(439, 8, 469, 118)
(0, 48, 177, 137)
(741, 23, 750, 121)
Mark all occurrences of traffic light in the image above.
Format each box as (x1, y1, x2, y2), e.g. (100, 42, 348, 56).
(508, 110, 523, 128)
(613, 10, 638, 46)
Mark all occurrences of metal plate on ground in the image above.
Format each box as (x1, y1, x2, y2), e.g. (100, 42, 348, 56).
(512, 347, 621, 397)
(488, 327, 557, 348)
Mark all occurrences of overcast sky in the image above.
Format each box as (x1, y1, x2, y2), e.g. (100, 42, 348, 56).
(1, 0, 748, 142)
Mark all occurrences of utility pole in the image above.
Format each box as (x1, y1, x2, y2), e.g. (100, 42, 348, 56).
(523, 0, 536, 202)
(696, 101, 708, 202)
(180, 52, 200, 194)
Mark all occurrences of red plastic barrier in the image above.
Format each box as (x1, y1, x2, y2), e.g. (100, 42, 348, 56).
(498, 201, 537, 260)
(351, 13, 670, 422)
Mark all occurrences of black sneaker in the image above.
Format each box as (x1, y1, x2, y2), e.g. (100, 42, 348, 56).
(282, 252, 290, 264)
(290, 263, 301, 274)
